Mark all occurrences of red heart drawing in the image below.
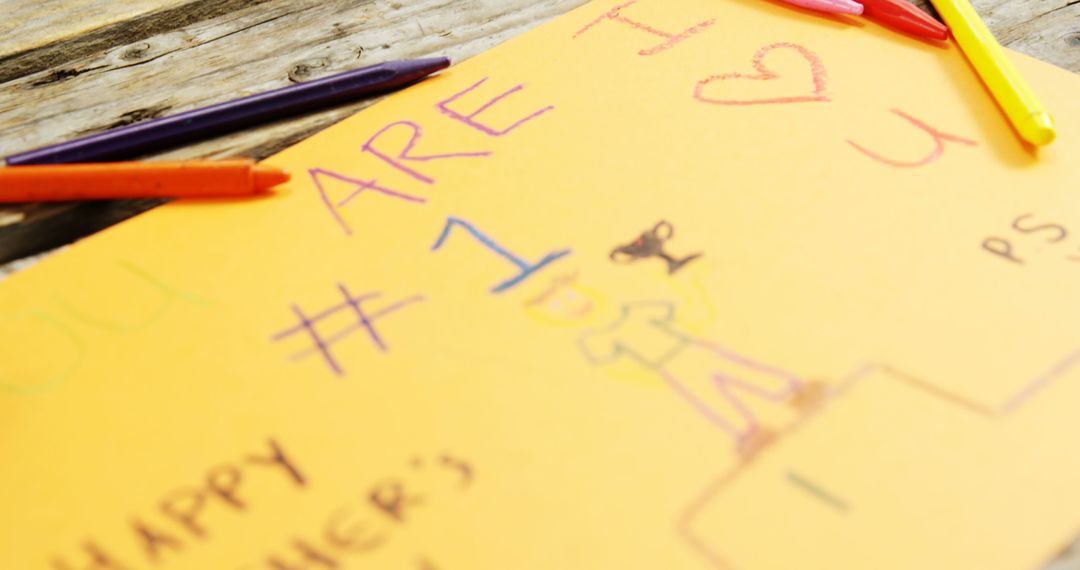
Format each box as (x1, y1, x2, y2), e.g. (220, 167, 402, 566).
(694, 42, 829, 106)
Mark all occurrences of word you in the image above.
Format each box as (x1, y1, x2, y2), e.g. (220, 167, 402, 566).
(574, 1, 981, 169)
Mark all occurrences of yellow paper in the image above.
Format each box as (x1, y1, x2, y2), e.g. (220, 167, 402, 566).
(4, 1, 1080, 568)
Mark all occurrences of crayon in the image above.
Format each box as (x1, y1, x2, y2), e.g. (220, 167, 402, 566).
(860, 0, 948, 41)
(6, 58, 451, 166)
(928, 0, 1055, 145)
(776, 0, 864, 16)
(0, 159, 290, 202)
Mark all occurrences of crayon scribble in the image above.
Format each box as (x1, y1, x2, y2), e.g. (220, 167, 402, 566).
(436, 78, 555, 137)
(0, 308, 85, 397)
(573, 0, 716, 56)
(579, 301, 823, 455)
(786, 470, 850, 512)
(880, 348, 1080, 417)
(675, 368, 844, 570)
(431, 216, 571, 293)
(694, 43, 830, 106)
(4, 260, 208, 397)
(271, 284, 425, 377)
(55, 260, 210, 333)
(846, 109, 978, 168)
(309, 167, 426, 236)
(677, 352, 1080, 568)
(361, 120, 492, 185)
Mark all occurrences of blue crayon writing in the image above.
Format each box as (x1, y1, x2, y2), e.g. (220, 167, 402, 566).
(431, 217, 571, 293)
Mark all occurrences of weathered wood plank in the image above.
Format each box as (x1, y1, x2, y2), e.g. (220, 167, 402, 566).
(0, 0, 590, 156)
(995, 3, 1080, 72)
(1, 0, 188, 59)
(0, 0, 275, 84)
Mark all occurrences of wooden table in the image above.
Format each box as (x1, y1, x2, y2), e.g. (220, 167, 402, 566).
(1, 0, 1080, 567)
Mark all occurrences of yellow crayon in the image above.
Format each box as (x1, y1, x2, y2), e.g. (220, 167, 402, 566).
(929, 0, 1056, 146)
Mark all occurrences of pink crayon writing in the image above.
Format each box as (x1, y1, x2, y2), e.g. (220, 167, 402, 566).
(695, 43, 830, 106)
(574, 0, 716, 56)
(361, 120, 491, 185)
(846, 109, 978, 168)
(436, 78, 555, 137)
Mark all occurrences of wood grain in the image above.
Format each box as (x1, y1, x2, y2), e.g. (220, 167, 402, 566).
(0, 0, 1076, 270)
(0, 0, 276, 84)
(1, 0, 188, 59)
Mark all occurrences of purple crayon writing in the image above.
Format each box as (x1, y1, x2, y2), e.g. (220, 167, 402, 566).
(271, 283, 425, 377)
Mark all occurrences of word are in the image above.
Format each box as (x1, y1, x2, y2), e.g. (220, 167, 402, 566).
(313, 76, 554, 236)
(51, 438, 306, 570)
(309, 166, 428, 238)
(271, 284, 425, 377)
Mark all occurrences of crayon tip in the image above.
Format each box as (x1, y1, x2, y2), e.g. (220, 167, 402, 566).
(254, 165, 291, 191)
(1019, 111, 1056, 146)
(387, 57, 452, 77)
(859, 0, 947, 41)
(928, 23, 949, 41)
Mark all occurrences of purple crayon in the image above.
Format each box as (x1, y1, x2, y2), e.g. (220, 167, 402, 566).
(6, 57, 450, 166)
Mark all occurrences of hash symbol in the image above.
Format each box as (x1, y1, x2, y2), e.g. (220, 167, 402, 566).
(271, 283, 424, 377)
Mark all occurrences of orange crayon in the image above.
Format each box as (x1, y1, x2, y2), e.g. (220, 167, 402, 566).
(0, 159, 290, 202)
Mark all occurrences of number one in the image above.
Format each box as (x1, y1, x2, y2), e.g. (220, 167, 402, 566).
(431, 217, 571, 293)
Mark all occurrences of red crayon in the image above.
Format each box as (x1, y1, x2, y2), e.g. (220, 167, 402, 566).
(861, 0, 949, 41)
